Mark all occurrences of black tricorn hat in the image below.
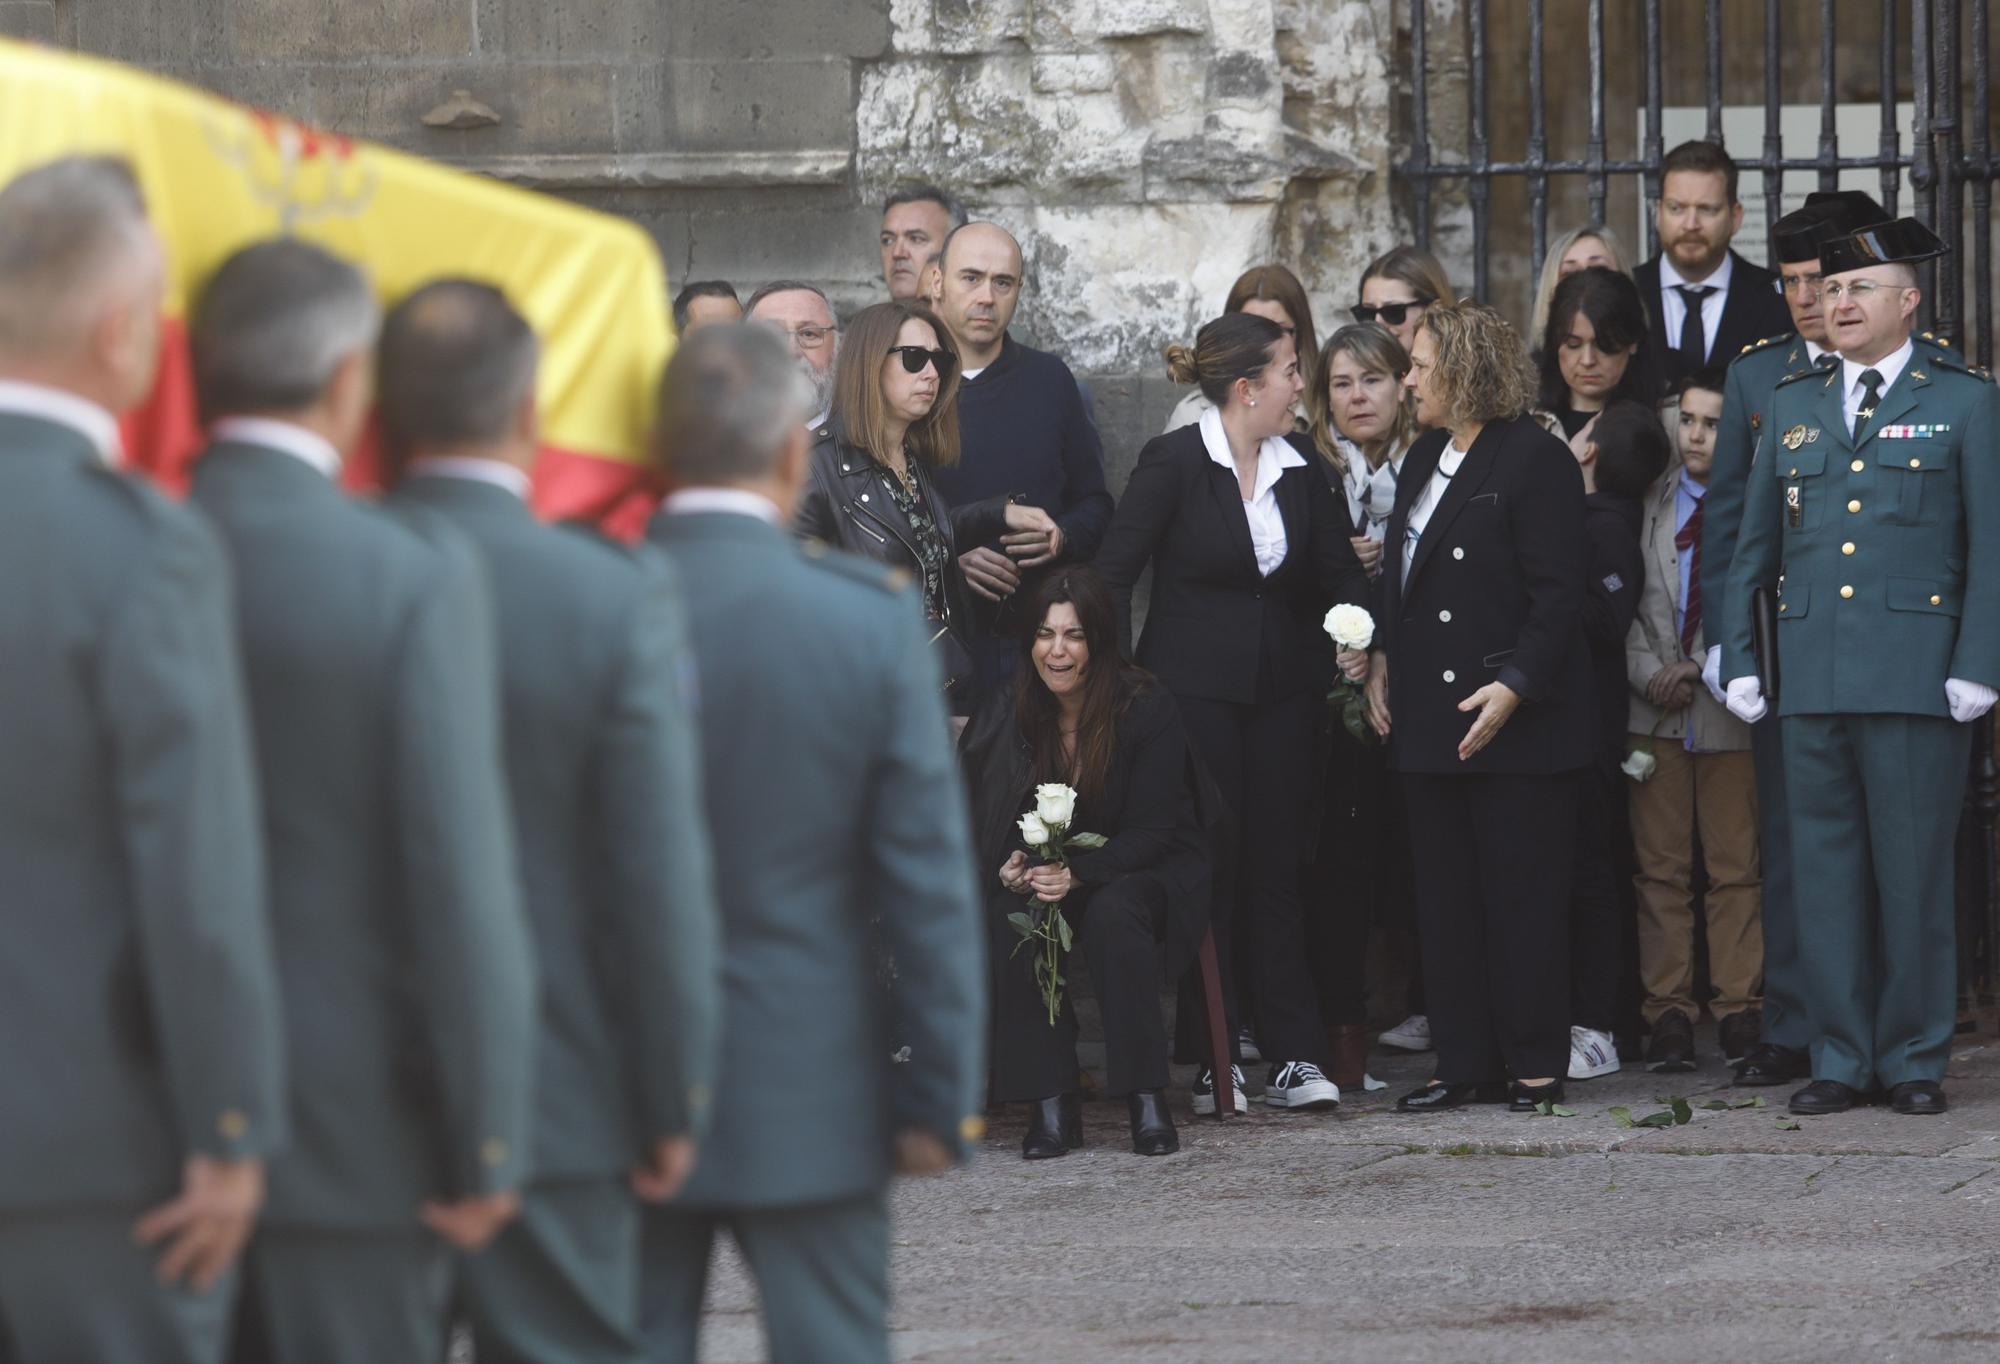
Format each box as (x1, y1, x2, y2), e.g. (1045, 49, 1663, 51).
(1770, 191, 1890, 263)
(1820, 216, 1949, 274)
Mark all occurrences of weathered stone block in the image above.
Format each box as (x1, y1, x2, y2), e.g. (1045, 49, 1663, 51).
(664, 0, 890, 60)
(230, 0, 472, 63)
(471, 0, 668, 60)
(931, 0, 1029, 56)
(70, 0, 228, 64)
(303, 62, 619, 159)
(1031, 53, 1117, 94)
(618, 58, 856, 155)
(0, 2, 56, 42)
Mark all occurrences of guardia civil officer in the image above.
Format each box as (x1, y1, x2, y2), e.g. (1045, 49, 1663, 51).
(1721, 218, 2000, 1117)
(188, 241, 538, 1360)
(1699, 191, 1956, 1085)
(0, 155, 286, 1363)
(381, 281, 721, 1364)
(640, 324, 985, 1363)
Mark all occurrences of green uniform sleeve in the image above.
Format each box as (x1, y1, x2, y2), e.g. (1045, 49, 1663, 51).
(1949, 380, 2000, 688)
(1721, 404, 1785, 685)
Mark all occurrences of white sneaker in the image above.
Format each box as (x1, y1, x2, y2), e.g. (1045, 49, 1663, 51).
(1191, 1063, 1248, 1115)
(1379, 1014, 1432, 1052)
(1265, 1060, 1340, 1109)
(1567, 1025, 1621, 1080)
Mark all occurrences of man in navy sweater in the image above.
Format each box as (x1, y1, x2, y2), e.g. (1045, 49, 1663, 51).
(927, 221, 1114, 690)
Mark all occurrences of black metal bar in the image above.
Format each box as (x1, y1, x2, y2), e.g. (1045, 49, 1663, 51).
(1974, 0, 1992, 370)
(1704, 0, 1723, 144)
(1408, 0, 1432, 249)
(1818, 0, 1840, 193)
(1882, 0, 1901, 216)
(1971, 0, 1999, 1012)
(1764, 0, 1785, 260)
(1398, 155, 1914, 179)
(1586, 0, 1607, 229)
(1936, 0, 1962, 342)
(1913, 0, 1936, 329)
(1644, 0, 1664, 258)
(1469, 0, 1491, 302)
(1528, 0, 1547, 271)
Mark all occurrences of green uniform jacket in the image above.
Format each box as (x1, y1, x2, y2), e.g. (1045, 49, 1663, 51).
(648, 510, 985, 1209)
(0, 414, 286, 1211)
(391, 473, 720, 1177)
(1721, 344, 2000, 716)
(191, 440, 537, 1228)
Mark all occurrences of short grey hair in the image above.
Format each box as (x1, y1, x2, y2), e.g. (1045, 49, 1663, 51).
(742, 279, 836, 326)
(192, 238, 379, 420)
(653, 323, 814, 485)
(0, 154, 151, 355)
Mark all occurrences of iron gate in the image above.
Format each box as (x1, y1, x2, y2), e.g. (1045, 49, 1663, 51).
(1394, 0, 1999, 1011)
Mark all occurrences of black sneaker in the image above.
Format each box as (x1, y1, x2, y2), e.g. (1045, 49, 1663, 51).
(1191, 1064, 1248, 1116)
(1717, 1009, 1763, 1066)
(1265, 1060, 1340, 1109)
(1647, 1009, 1697, 1072)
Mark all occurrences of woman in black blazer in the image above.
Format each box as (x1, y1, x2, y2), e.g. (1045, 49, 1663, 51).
(1364, 299, 1592, 1112)
(1097, 312, 1368, 1114)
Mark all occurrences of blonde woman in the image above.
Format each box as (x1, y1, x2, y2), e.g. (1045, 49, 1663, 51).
(1528, 224, 1637, 346)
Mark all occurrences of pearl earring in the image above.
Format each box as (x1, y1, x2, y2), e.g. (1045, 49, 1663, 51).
(1248, 399, 1258, 407)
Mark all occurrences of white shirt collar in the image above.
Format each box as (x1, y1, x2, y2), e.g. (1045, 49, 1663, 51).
(0, 379, 122, 464)
(1803, 338, 1831, 363)
(1660, 250, 1734, 293)
(211, 417, 342, 480)
(1198, 406, 1305, 500)
(404, 454, 531, 501)
(662, 487, 783, 525)
(1842, 337, 1915, 401)
(806, 409, 830, 432)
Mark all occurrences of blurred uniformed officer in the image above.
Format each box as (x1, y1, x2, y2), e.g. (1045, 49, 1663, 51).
(639, 324, 986, 1364)
(188, 241, 538, 1361)
(1699, 190, 1954, 1087)
(381, 280, 721, 1364)
(1721, 218, 2000, 1117)
(0, 154, 286, 1364)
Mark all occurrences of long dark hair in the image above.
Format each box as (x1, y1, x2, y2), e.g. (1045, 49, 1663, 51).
(1014, 569, 1146, 809)
(1537, 265, 1663, 411)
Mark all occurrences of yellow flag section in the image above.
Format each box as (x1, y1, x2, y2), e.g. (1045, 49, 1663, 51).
(0, 37, 673, 532)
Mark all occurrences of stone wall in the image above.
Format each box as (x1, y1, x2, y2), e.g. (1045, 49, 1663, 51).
(15, 0, 1406, 482)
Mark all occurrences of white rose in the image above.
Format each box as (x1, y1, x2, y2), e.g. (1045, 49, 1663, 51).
(1018, 812, 1052, 847)
(1034, 783, 1077, 828)
(1619, 749, 1657, 783)
(1324, 603, 1375, 652)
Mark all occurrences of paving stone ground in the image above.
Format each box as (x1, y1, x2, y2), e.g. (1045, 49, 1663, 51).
(694, 1023, 2000, 1362)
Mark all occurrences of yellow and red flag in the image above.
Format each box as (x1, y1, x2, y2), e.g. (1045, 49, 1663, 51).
(0, 37, 672, 535)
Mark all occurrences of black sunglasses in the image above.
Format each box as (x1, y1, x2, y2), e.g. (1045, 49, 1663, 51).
(888, 345, 955, 376)
(1351, 300, 1428, 326)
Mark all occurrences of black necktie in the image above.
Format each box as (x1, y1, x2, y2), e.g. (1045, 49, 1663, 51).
(1854, 367, 1883, 441)
(1675, 284, 1716, 368)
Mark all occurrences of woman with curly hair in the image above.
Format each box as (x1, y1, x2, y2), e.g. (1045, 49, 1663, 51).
(1361, 300, 1593, 1113)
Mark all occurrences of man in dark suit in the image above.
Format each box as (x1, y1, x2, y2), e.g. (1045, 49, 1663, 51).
(380, 280, 721, 1364)
(639, 323, 985, 1363)
(0, 154, 286, 1364)
(1634, 140, 1793, 386)
(188, 241, 538, 1362)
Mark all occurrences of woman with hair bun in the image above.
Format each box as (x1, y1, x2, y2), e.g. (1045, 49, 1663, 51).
(1096, 312, 1369, 1116)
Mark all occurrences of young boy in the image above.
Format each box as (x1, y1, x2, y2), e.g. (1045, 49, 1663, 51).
(1624, 369, 1762, 1071)
(1566, 399, 1671, 1079)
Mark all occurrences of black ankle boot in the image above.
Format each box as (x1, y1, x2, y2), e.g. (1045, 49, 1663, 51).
(1127, 1091, 1179, 1156)
(1022, 1094, 1080, 1160)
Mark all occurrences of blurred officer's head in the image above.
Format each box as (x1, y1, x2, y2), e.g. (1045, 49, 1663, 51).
(0, 154, 165, 414)
(377, 278, 540, 479)
(193, 238, 380, 458)
(653, 322, 815, 517)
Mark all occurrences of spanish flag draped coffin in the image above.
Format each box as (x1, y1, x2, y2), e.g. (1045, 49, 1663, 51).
(0, 37, 674, 534)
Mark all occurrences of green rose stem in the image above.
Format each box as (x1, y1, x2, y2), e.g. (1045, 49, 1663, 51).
(1006, 818, 1108, 1026)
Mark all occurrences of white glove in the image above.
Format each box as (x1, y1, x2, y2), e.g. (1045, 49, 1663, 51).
(1701, 646, 1726, 705)
(1724, 676, 1768, 724)
(1946, 678, 1998, 723)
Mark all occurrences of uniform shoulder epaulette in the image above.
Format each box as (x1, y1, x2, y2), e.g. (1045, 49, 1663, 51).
(799, 537, 913, 594)
(1739, 333, 1794, 357)
(1774, 363, 1824, 388)
(1924, 349, 1993, 382)
(1917, 329, 1957, 351)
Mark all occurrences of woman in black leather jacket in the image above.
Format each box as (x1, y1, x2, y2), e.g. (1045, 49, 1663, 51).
(795, 300, 1058, 716)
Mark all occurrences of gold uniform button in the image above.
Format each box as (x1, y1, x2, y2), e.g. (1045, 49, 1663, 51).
(480, 1138, 509, 1168)
(1847, 500, 1861, 513)
(217, 1109, 249, 1141)
(1910, 457, 1922, 468)
(1841, 542, 1856, 555)
(1840, 585, 1855, 599)
(959, 1115, 987, 1142)
(1931, 595, 1943, 606)
(1778, 602, 1788, 613)
(1851, 459, 1865, 472)
(1789, 466, 1798, 476)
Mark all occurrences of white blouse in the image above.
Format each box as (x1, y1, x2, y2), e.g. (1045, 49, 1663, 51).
(1200, 406, 1305, 577)
(1401, 439, 1468, 581)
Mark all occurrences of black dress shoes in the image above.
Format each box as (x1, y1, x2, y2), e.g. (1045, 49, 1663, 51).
(1127, 1091, 1180, 1155)
(1397, 1081, 1509, 1112)
(1509, 1080, 1565, 1113)
(1733, 1042, 1809, 1087)
(1789, 1079, 1861, 1115)
(1889, 1079, 1948, 1115)
(1022, 1093, 1083, 1159)
(1646, 1009, 1697, 1072)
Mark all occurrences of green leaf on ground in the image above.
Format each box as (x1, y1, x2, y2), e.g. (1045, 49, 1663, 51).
(1669, 1096, 1694, 1125)
(1608, 1106, 1636, 1129)
(1776, 1117, 1802, 1131)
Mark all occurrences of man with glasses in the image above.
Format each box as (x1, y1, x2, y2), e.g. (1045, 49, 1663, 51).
(1635, 141, 1791, 385)
(1720, 218, 2000, 1119)
(744, 279, 840, 429)
(1699, 192, 1953, 1088)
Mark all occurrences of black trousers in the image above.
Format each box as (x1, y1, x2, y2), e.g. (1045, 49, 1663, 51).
(1176, 689, 1325, 1064)
(1307, 717, 1416, 1027)
(988, 874, 1172, 1102)
(1568, 762, 1634, 1034)
(1402, 770, 1577, 1082)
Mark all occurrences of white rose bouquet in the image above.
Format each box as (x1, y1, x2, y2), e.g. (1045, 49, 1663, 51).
(1007, 783, 1108, 1026)
(1323, 603, 1379, 745)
